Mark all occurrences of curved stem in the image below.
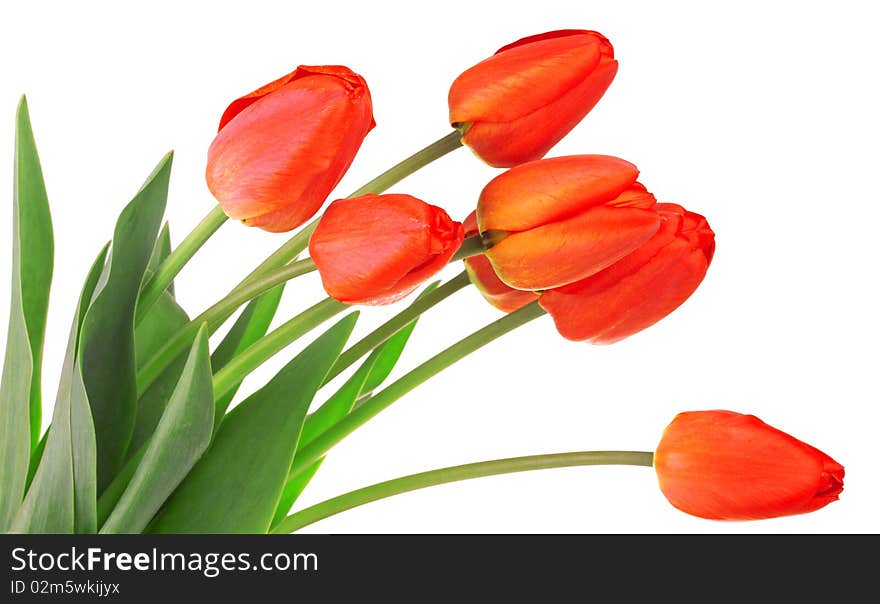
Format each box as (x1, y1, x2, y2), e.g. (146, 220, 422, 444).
(272, 451, 654, 533)
(136, 258, 317, 397)
(323, 271, 472, 386)
(212, 297, 348, 410)
(289, 301, 548, 481)
(136, 205, 228, 325)
(347, 130, 463, 199)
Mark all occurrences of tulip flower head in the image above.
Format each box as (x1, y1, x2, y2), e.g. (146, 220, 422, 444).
(462, 211, 538, 313)
(477, 155, 662, 291)
(540, 202, 715, 344)
(206, 65, 375, 232)
(309, 194, 465, 305)
(449, 30, 618, 167)
(654, 410, 844, 521)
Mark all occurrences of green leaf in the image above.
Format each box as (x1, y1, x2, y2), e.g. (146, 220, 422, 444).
(79, 153, 171, 491)
(98, 288, 193, 518)
(146, 223, 174, 297)
(357, 302, 424, 397)
(272, 462, 324, 526)
(14, 97, 54, 452)
(210, 284, 284, 417)
(270, 356, 377, 527)
(100, 325, 214, 534)
(11, 245, 108, 533)
(128, 292, 190, 456)
(0, 97, 55, 530)
(271, 298, 425, 526)
(135, 290, 189, 372)
(24, 431, 46, 492)
(148, 313, 358, 534)
(128, 242, 192, 456)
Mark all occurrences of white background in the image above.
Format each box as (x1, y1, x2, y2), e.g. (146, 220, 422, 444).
(1, 1, 878, 533)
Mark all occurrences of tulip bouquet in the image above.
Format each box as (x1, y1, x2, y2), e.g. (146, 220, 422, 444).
(0, 29, 842, 534)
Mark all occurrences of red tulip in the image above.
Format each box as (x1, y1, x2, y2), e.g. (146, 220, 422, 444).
(449, 30, 618, 168)
(461, 211, 537, 313)
(654, 410, 844, 521)
(309, 194, 464, 305)
(539, 203, 714, 344)
(206, 65, 375, 233)
(477, 155, 661, 290)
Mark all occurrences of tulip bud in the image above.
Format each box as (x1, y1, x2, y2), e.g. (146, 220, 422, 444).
(309, 194, 464, 305)
(206, 65, 375, 233)
(654, 410, 844, 520)
(461, 211, 537, 313)
(477, 155, 662, 291)
(449, 30, 618, 168)
(539, 203, 714, 344)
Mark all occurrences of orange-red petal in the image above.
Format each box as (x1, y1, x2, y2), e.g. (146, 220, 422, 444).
(462, 211, 538, 312)
(486, 205, 661, 290)
(654, 410, 844, 521)
(450, 31, 607, 124)
(309, 194, 464, 305)
(460, 57, 617, 168)
(539, 203, 714, 343)
(449, 30, 617, 168)
(477, 155, 639, 233)
(206, 65, 374, 233)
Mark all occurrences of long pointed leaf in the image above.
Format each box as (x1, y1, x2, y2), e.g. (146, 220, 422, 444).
(101, 325, 214, 534)
(271, 284, 433, 524)
(11, 245, 107, 533)
(79, 153, 171, 490)
(14, 97, 54, 451)
(128, 292, 190, 455)
(130, 232, 192, 457)
(24, 432, 46, 492)
(0, 97, 54, 530)
(149, 313, 358, 534)
(273, 323, 418, 522)
(270, 356, 377, 527)
(146, 223, 174, 298)
(135, 291, 189, 371)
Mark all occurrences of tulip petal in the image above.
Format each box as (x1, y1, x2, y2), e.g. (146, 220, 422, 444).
(478, 155, 640, 233)
(207, 66, 374, 233)
(450, 32, 609, 125)
(464, 254, 538, 313)
(309, 195, 464, 305)
(487, 205, 661, 290)
(494, 29, 611, 54)
(461, 58, 618, 168)
(539, 203, 715, 343)
(541, 242, 709, 343)
(218, 65, 376, 132)
(654, 411, 845, 520)
(461, 210, 539, 312)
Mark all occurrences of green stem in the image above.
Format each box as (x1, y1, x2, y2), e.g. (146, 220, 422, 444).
(450, 235, 485, 262)
(136, 258, 317, 397)
(272, 450, 654, 533)
(323, 271, 472, 386)
(348, 130, 463, 199)
(230, 130, 464, 290)
(136, 205, 228, 325)
(289, 301, 548, 481)
(212, 297, 348, 413)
